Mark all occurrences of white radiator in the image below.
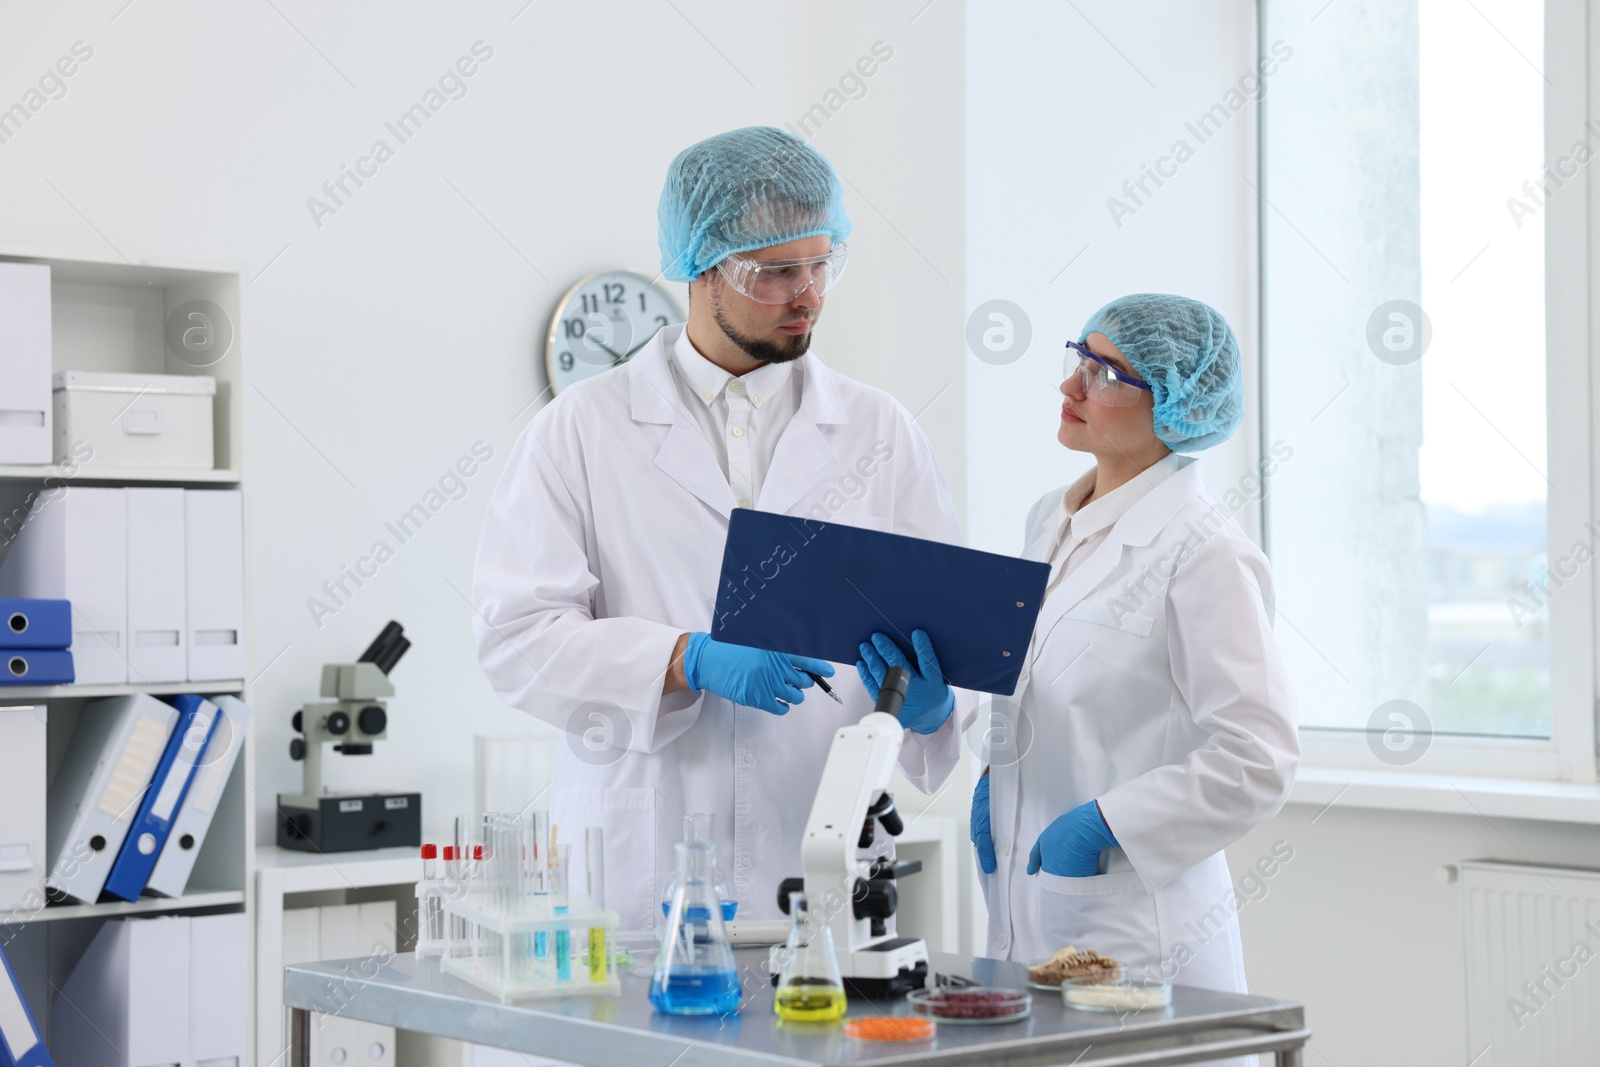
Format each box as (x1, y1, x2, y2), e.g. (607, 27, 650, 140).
(1462, 860, 1600, 1066)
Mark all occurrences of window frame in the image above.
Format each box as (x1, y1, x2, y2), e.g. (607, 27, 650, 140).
(1257, 0, 1597, 784)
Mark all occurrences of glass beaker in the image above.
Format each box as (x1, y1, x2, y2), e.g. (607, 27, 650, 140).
(650, 842, 742, 1015)
(774, 891, 846, 1022)
(659, 813, 737, 922)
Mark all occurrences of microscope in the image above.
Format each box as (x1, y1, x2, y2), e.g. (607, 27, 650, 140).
(276, 621, 423, 853)
(770, 667, 930, 997)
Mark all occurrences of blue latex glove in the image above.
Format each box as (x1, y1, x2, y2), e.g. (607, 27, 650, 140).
(682, 632, 834, 715)
(971, 773, 996, 875)
(855, 629, 955, 734)
(1027, 801, 1118, 878)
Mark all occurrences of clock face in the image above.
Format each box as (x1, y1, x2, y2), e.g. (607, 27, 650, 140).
(544, 270, 685, 394)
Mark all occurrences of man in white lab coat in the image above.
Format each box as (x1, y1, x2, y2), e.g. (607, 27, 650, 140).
(472, 127, 969, 929)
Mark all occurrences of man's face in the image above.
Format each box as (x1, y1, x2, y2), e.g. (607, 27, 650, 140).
(702, 235, 831, 364)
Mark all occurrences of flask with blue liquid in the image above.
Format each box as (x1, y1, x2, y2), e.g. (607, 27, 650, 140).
(650, 841, 742, 1015)
(659, 812, 737, 922)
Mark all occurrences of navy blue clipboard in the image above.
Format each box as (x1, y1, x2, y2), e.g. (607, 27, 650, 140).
(711, 509, 1050, 695)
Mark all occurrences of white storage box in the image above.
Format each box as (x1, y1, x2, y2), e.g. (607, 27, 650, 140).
(53, 370, 215, 470)
(0, 261, 53, 465)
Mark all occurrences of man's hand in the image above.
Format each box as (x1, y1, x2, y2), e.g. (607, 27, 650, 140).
(680, 632, 834, 715)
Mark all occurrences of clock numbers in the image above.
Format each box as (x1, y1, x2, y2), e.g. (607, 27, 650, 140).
(547, 270, 685, 395)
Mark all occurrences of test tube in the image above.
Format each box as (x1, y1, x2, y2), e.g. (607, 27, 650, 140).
(551, 843, 572, 982)
(585, 827, 607, 982)
(419, 844, 440, 950)
(531, 813, 551, 960)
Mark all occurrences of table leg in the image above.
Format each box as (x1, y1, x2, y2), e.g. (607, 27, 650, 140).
(1277, 1046, 1303, 1067)
(288, 1007, 311, 1067)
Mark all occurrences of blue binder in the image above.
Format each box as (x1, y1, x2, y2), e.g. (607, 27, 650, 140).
(712, 509, 1051, 695)
(0, 600, 70, 649)
(0, 650, 73, 686)
(0, 941, 53, 1067)
(101, 695, 221, 902)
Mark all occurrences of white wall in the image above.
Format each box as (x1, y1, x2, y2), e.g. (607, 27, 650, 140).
(0, 0, 966, 846)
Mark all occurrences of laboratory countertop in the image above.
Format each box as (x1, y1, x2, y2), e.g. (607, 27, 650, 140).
(283, 948, 1310, 1066)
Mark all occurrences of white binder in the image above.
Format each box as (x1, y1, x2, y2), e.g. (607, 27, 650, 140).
(184, 490, 245, 682)
(44, 693, 176, 904)
(0, 706, 45, 915)
(52, 915, 190, 1067)
(146, 695, 251, 899)
(0, 262, 51, 466)
(0, 487, 128, 685)
(126, 488, 187, 684)
(190, 912, 247, 1067)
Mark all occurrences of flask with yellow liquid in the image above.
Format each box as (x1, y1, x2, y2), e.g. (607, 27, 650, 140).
(774, 890, 847, 1022)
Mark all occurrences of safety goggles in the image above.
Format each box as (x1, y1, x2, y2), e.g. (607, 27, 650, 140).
(714, 243, 850, 305)
(1064, 341, 1154, 408)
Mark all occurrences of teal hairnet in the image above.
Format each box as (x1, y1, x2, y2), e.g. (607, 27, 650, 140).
(658, 126, 852, 282)
(1080, 294, 1243, 452)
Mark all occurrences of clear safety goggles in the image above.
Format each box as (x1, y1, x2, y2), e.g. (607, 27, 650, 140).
(1064, 341, 1155, 408)
(714, 243, 850, 305)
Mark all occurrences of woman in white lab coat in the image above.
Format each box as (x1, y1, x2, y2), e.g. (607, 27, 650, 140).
(966, 294, 1299, 1000)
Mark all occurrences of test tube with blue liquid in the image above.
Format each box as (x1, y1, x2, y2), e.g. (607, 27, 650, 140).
(551, 843, 572, 982)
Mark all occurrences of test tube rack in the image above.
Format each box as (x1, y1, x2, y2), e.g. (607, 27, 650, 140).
(442, 893, 621, 1001)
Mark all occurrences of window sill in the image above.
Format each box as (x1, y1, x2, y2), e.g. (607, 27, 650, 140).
(1287, 766, 1600, 825)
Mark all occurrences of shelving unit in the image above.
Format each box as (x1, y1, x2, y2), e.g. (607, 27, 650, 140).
(0, 679, 245, 700)
(0, 465, 240, 484)
(0, 246, 253, 1056)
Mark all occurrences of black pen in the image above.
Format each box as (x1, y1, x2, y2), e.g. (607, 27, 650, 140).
(803, 670, 844, 704)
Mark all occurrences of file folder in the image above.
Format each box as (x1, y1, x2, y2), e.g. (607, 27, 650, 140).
(52, 915, 189, 1067)
(0, 488, 127, 685)
(102, 695, 220, 902)
(190, 913, 247, 1067)
(45, 694, 177, 904)
(146, 695, 252, 900)
(0, 650, 71, 687)
(185, 490, 245, 682)
(712, 509, 1050, 695)
(127, 488, 187, 684)
(0, 705, 46, 913)
(0, 939, 51, 1067)
(0, 262, 51, 467)
(0, 600, 69, 650)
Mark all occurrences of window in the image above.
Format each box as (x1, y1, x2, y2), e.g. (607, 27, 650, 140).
(1261, 0, 1590, 775)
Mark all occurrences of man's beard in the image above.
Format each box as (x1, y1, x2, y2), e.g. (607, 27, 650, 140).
(710, 290, 812, 364)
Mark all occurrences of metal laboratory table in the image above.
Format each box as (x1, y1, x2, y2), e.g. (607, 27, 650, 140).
(283, 949, 1310, 1067)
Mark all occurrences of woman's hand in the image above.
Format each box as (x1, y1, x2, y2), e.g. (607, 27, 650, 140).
(856, 629, 955, 733)
(971, 772, 996, 874)
(1028, 800, 1118, 877)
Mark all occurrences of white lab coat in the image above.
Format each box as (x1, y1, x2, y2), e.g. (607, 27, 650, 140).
(983, 457, 1298, 1003)
(473, 324, 969, 930)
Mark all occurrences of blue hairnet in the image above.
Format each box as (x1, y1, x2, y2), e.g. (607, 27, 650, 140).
(1080, 294, 1243, 452)
(658, 126, 852, 282)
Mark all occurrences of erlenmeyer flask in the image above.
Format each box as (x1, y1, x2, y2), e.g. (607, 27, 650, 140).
(650, 842, 742, 1015)
(659, 813, 737, 921)
(774, 891, 846, 1022)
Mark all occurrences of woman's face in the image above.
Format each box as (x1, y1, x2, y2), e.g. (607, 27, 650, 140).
(1057, 332, 1162, 458)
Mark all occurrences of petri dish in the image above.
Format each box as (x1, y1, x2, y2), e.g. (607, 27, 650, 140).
(1062, 970, 1172, 1013)
(907, 987, 1031, 1025)
(842, 1017, 936, 1042)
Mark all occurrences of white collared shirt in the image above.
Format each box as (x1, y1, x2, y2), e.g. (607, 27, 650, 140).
(667, 328, 803, 509)
(1042, 452, 1188, 595)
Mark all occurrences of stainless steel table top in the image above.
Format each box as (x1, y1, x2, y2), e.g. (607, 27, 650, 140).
(283, 949, 1309, 1067)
